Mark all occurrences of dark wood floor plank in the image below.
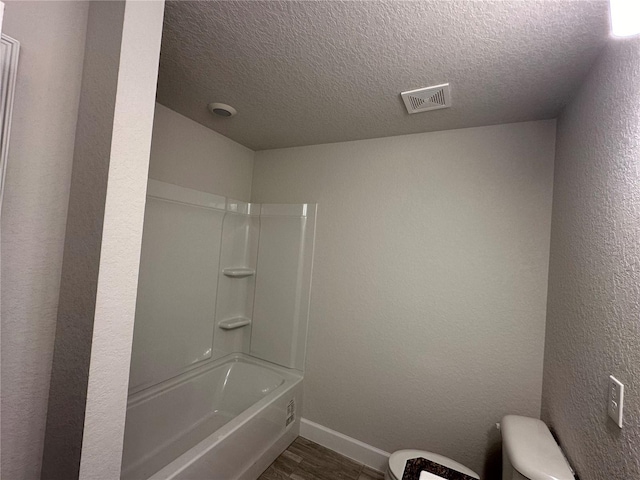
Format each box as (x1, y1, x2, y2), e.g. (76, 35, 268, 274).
(260, 464, 293, 480)
(268, 448, 303, 476)
(359, 465, 385, 480)
(258, 436, 384, 480)
(293, 458, 362, 480)
(281, 450, 304, 464)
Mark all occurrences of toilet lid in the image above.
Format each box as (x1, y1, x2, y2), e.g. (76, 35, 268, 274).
(388, 450, 479, 480)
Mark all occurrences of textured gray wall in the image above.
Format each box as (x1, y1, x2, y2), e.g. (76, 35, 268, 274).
(41, 1, 165, 478)
(0, 2, 88, 479)
(42, 3, 125, 477)
(542, 38, 640, 479)
(78, 3, 164, 477)
(252, 120, 556, 477)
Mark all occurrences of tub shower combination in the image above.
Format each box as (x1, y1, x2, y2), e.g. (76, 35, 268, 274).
(121, 181, 316, 479)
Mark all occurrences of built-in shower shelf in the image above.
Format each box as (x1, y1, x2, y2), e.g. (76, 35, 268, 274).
(218, 317, 252, 330)
(222, 267, 255, 278)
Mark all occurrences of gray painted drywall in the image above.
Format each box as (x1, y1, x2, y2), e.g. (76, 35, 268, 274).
(42, 1, 164, 478)
(79, 2, 164, 478)
(149, 104, 254, 201)
(0, 2, 88, 478)
(252, 120, 556, 476)
(42, 3, 126, 476)
(541, 38, 640, 480)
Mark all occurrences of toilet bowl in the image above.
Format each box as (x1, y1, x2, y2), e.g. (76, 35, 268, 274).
(384, 449, 479, 480)
(385, 415, 574, 480)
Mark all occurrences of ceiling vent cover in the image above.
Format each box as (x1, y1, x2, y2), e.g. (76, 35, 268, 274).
(401, 83, 451, 114)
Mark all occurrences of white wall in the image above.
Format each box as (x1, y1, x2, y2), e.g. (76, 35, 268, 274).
(150, 103, 254, 201)
(542, 38, 640, 479)
(0, 2, 88, 478)
(252, 120, 556, 476)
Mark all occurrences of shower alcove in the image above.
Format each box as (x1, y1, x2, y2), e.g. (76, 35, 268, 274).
(122, 180, 316, 479)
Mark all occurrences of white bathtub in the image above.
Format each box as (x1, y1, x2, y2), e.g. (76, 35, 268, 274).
(121, 354, 303, 480)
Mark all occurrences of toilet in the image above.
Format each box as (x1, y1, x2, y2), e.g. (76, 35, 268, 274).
(500, 415, 574, 480)
(384, 450, 479, 480)
(384, 415, 574, 480)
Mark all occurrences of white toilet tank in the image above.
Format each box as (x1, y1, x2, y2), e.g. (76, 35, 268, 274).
(501, 415, 574, 480)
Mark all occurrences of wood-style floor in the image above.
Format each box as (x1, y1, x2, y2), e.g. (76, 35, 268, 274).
(258, 437, 385, 480)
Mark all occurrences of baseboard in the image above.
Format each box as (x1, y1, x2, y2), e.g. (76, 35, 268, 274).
(299, 418, 390, 473)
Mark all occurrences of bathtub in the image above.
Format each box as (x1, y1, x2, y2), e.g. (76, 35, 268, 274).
(121, 354, 303, 480)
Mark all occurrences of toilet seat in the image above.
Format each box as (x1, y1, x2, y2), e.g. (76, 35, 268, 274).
(387, 450, 479, 480)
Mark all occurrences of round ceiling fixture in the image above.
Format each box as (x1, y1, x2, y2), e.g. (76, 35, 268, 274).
(207, 102, 237, 118)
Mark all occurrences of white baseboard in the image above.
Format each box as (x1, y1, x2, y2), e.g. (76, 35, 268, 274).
(299, 418, 390, 473)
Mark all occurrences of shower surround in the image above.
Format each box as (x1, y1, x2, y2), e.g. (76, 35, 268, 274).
(122, 180, 316, 479)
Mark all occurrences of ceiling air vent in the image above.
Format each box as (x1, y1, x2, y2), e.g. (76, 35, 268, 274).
(401, 83, 451, 114)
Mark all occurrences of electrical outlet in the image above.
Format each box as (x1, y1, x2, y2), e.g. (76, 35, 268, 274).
(608, 375, 624, 428)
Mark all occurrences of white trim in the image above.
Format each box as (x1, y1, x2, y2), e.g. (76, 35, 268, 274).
(147, 180, 263, 214)
(0, 33, 20, 211)
(300, 418, 390, 473)
(260, 203, 312, 217)
(147, 179, 226, 211)
(0, 6, 4, 468)
(227, 198, 260, 215)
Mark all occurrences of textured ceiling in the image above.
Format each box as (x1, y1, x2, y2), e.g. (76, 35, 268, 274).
(157, 0, 610, 151)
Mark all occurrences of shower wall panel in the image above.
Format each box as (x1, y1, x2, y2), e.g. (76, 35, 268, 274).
(251, 204, 316, 371)
(212, 201, 260, 359)
(129, 181, 226, 391)
(128, 180, 316, 395)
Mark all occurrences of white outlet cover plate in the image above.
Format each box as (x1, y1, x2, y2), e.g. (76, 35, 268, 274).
(608, 375, 624, 428)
